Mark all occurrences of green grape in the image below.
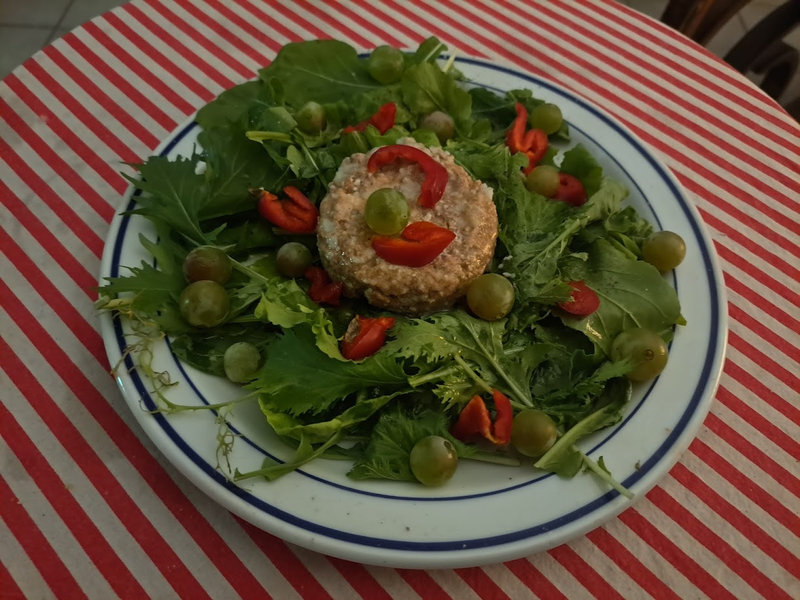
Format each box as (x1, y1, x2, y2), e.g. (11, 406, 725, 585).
(525, 165, 560, 197)
(368, 45, 404, 84)
(275, 242, 313, 278)
(223, 342, 261, 383)
(466, 273, 515, 321)
(511, 410, 558, 457)
(183, 247, 232, 284)
(295, 101, 326, 134)
(642, 231, 686, 272)
(611, 328, 669, 381)
(528, 102, 563, 134)
(364, 188, 410, 235)
(179, 280, 229, 328)
(420, 111, 455, 143)
(409, 435, 458, 487)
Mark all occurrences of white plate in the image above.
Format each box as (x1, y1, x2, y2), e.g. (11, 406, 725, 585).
(99, 57, 727, 569)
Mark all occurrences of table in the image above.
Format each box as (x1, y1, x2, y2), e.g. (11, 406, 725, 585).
(2, 1, 798, 598)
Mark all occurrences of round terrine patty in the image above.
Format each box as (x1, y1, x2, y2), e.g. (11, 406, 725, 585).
(317, 140, 498, 315)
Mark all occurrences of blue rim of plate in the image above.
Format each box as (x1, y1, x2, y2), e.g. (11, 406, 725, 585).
(106, 57, 724, 553)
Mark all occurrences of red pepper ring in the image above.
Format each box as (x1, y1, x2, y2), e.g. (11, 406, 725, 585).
(450, 390, 513, 446)
(557, 280, 600, 316)
(342, 102, 397, 135)
(367, 144, 449, 208)
(340, 315, 396, 360)
(256, 186, 319, 234)
(371, 221, 456, 267)
(304, 266, 343, 306)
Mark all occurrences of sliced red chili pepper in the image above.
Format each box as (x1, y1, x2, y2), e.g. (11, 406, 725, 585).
(505, 102, 529, 153)
(342, 102, 397, 135)
(521, 129, 548, 174)
(370, 102, 397, 134)
(304, 266, 343, 306)
(490, 390, 513, 445)
(552, 173, 587, 206)
(367, 144, 448, 208)
(371, 221, 456, 267)
(557, 280, 600, 316)
(450, 390, 513, 446)
(505, 102, 549, 173)
(256, 186, 318, 234)
(340, 315, 396, 360)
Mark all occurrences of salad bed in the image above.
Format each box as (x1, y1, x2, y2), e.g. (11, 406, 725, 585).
(98, 38, 685, 494)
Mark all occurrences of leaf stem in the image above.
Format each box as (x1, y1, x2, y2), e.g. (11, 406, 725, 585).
(466, 451, 521, 467)
(154, 390, 258, 414)
(230, 258, 273, 288)
(417, 41, 448, 64)
(442, 52, 457, 73)
(452, 354, 529, 410)
(453, 353, 492, 393)
(576, 448, 634, 500)
(407, 364, 462, 387)
(233, 432, 343, 481)
(298, 142, 331, 189)
(459, 329, 533, 408)
(245, 130, 293, 143)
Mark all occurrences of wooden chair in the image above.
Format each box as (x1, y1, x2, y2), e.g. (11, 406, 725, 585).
(661, 0, 800, 118)
(661, 0, 752, 44)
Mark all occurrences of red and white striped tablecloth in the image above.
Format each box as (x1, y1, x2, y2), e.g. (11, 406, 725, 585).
(2, 1, 798, 598)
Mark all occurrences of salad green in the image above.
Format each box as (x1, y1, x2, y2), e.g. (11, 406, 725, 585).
(98, 38, 685, 496)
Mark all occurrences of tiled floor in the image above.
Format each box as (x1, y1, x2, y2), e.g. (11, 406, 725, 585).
(0, 0, 122, 77)
(1, 0, 798, 108)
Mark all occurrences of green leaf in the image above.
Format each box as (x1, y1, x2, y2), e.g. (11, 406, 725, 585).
(249, 327, 408, 416)
(234, 430, 343, 481)
(527, 335, 631, 427)
(348, 402, 473, 481)
(212, 219, 277, 254)
(97, 230, 189, 333)
(501, 335, 554, 402)
(251, 105, 297, 132)
(467, 88, 571, 142)
(363, 124, 411, 148)
(259, 40, 381, 106)
(254, 278, 317, 328)
(534, 378, 631, 476)
(449, 140, 526, 185)
(408, 36, 448, 65)
(559, 144, 604, 198)
(577, 206, 653, 259)
(409, 127, 441, 147)
(197, 125, 281, 220)
(401, 61, 472, 134)
(468, 87, 514, 132)
(253, 276, 341, 360)
(259, 389, 405, 444)
(560, 239, 684, 354)
(498, 178, 628, 322)
(171, 324, 271, 377)
(388, 311, 536, 408)
(124, 155, 208, 245)
(195, 79, 272, 130)
(101, 232, 183, 296)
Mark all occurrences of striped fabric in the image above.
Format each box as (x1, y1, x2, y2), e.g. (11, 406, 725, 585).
(1, 1, 798, 598)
